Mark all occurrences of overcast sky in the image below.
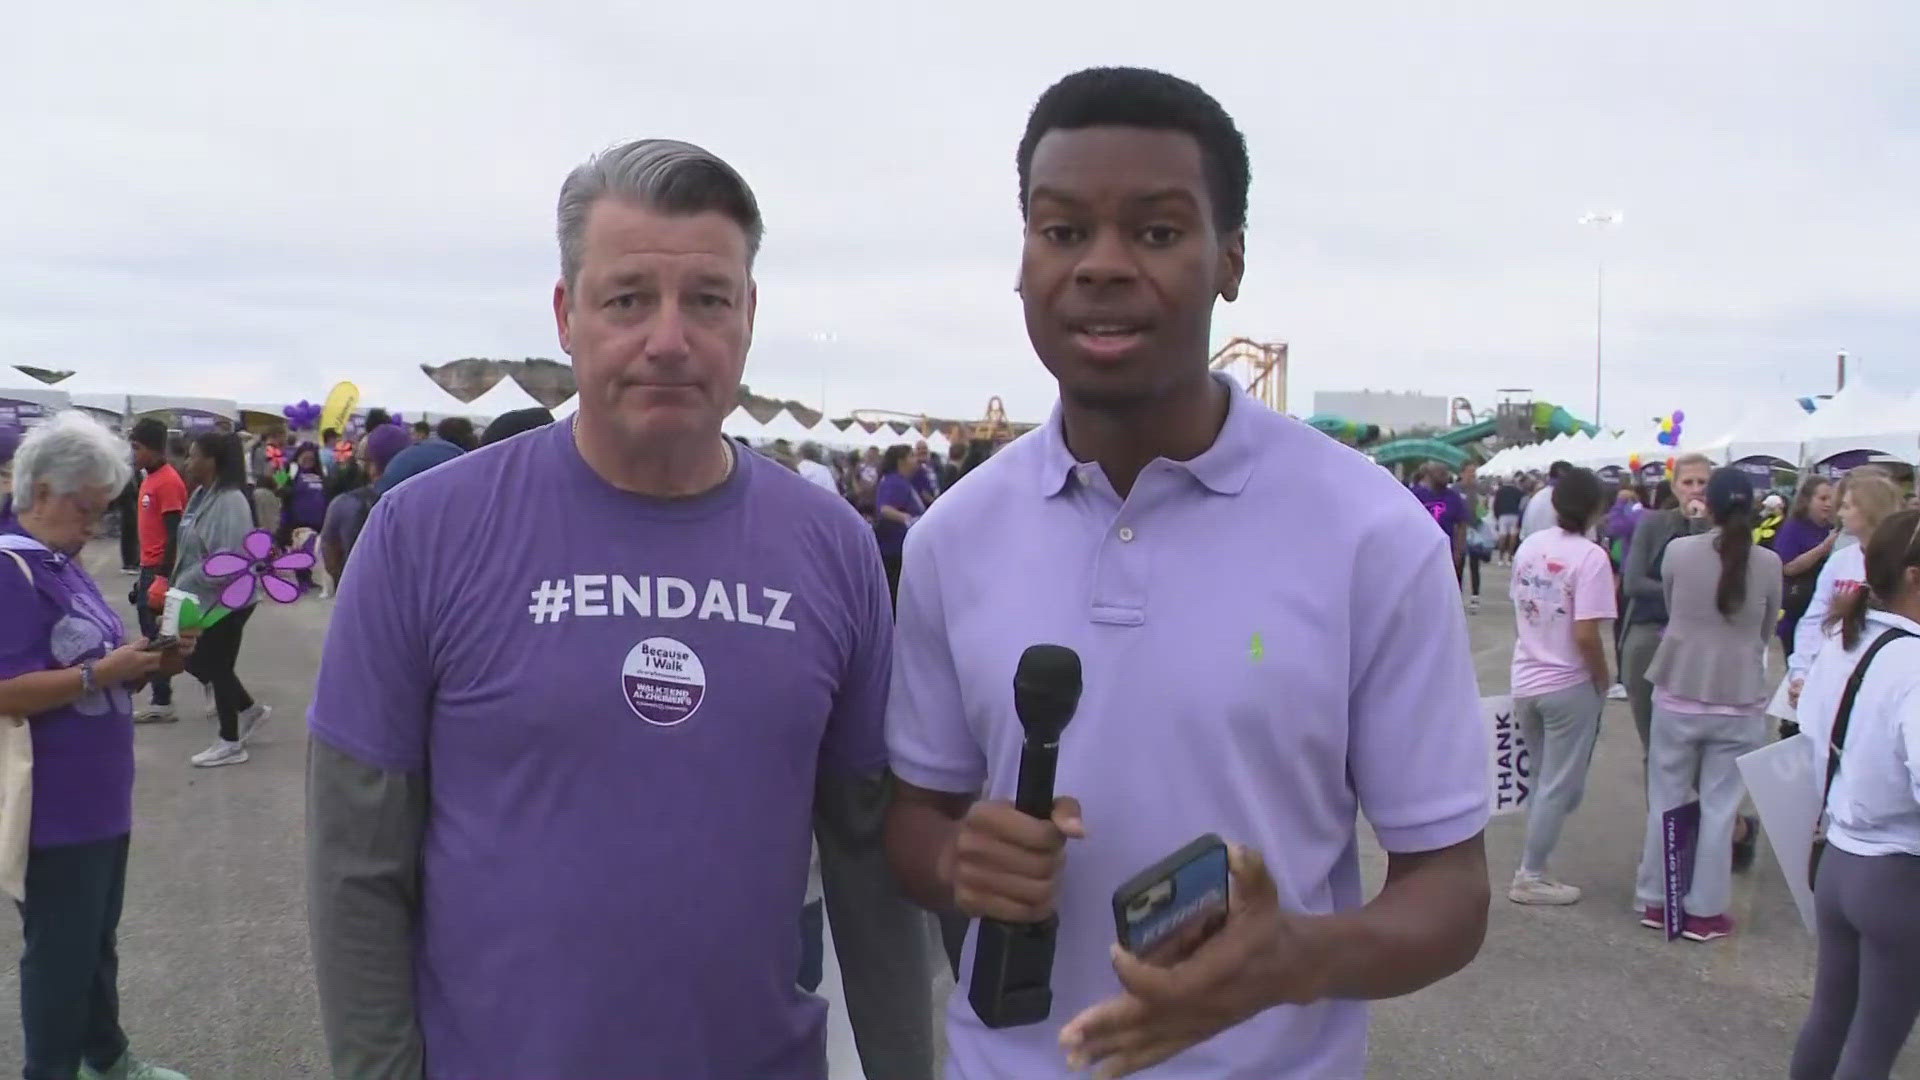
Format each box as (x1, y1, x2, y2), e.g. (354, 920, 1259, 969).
(3, 1, 1916, 431)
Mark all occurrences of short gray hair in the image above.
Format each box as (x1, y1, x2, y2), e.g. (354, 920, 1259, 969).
(10, 410, 132, 514)
(556, 138, 764, 287)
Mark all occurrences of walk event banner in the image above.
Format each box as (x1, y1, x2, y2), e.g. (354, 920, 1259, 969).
(1484, 696, 1534, 817)
(1661, 801, 1700, 940)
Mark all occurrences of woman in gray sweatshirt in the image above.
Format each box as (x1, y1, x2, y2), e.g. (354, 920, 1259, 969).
(174, 431, 270, 768)
(1632, 467, 1782, 942)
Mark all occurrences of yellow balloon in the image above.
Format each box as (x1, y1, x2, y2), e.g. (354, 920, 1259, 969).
(320, 382, 360, 436)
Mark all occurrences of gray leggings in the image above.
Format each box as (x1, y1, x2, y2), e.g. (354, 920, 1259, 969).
(1790, 847, 1920, 1079)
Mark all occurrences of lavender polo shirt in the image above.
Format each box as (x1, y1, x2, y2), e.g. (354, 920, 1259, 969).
(887, 376, 1491, 1079)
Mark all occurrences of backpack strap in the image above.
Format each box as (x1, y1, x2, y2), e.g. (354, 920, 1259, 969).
(1823, 626, 1919, 813)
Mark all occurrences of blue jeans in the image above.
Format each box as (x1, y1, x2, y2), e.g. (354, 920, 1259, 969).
(798, 899, 824, 993)
(18, 835, 131, 1080)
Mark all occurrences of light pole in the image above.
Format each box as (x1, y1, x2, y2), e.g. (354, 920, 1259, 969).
(1577, 211, 1622, 427)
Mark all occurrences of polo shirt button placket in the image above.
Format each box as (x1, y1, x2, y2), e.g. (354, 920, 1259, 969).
(1117, 526, 1135, 543)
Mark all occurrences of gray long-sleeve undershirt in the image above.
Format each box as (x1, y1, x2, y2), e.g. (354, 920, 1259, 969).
(307, 736, 936, 1080)
(306, 737, 427, 1080)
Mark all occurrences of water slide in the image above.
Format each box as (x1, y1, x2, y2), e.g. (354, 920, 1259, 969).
(1344, 402, 1596, 470)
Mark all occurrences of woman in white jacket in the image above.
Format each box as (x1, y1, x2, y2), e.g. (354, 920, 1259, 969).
(1789, 475, 1902, 707)
(1788, 508, 1920, 1079)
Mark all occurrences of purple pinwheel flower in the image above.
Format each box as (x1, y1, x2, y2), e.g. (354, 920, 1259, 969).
(202, 529, 317, 608)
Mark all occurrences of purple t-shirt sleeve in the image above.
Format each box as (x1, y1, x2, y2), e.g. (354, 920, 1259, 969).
(0, 560, 50, 681)
(307, 497, 434, 772)
(885, 529, 987, 794)
(1348, 526, 1492, 853)
(821, 528, 894, 777)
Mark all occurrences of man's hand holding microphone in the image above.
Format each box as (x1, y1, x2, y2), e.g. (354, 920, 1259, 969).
(942, 796, 1085, 925)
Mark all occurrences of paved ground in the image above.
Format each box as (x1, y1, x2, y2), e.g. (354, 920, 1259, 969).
(1, 544, 1911, 1078)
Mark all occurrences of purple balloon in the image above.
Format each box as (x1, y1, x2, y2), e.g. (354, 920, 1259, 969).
(1673, 410, 1686, 423)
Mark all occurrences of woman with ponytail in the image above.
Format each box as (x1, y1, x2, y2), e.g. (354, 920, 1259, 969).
(1789, 509, 1920, 1079)
(1633, 468, 1782, 941)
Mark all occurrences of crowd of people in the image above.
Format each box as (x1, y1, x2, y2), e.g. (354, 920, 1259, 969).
(0, 61, 1913, 1080)
(1408, 453, 1920, 1077)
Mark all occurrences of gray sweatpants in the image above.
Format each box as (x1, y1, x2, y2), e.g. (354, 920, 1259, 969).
(1620, 622, 1662, 755)
(1634, 706, 1766, 916)
(1514, 683, 1604, 875)
(1790, 847, 1920, 1079)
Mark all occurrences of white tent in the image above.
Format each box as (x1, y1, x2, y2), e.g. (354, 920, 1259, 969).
(924, 429, 952, 457)
(1704, 397, 1814, 468)
(126, 394, 238, 434)
(467, 377, 549, 419)
(551, 395, 579, 421)
(1800, 379, 1919, 466)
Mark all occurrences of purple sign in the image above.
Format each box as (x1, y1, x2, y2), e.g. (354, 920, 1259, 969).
(0, 398, 52, 436)
(1662, 801, 1701, 940)
(1812, 449, 1886, 478)
(176, 409, 227, 435)
(1732, 457, 1787, 488)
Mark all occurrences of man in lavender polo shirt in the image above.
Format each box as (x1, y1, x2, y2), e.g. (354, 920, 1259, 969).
(306, 139, 933, 1080)
(885, 68, 1491, 1079)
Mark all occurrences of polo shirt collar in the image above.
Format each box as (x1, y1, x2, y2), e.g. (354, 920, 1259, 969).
(1035, 372, 1261, 498)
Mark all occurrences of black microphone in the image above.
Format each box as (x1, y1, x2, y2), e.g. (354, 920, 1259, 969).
(968, 643, 1082, 1029)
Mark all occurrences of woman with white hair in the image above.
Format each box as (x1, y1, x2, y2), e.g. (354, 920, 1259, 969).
(0, 411, 196, 1080)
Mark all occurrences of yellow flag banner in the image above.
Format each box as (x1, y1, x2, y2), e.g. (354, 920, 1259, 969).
(320, 381, 359, 435)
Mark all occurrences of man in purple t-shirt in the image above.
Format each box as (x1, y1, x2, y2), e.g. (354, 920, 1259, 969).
(306, 139, 933, 1080)
(1409, 462, 1468, 552)
(884, 68, 1491, 1079)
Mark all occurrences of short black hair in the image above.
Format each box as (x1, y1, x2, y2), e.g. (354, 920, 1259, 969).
(1017, 67, 1250, 234)
(413, 420, 432, 436)
(436, 416, 477, 451)
(364, 408, 391, 429)
(1548, 460, 1573, 481)
(1552, 467, 1604, 533)
(129, 418, 169, 453)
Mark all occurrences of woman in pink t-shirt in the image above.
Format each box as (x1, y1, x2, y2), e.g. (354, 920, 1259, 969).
(1506, 467, 1615, 905)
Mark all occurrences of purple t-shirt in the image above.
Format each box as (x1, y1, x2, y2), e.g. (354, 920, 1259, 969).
(0, 528, 134, 849)
(1410, 483, 1468, 539)
(888, 376, 1491, 1078)
(873, 471, 924, 560)
(307, 421, 893, 1080)
(1773, 517, 1827, 574)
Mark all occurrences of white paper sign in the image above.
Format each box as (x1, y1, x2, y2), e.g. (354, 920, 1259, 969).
(1736, 733, 1820, 933)
(1486, 695, 1533, 817)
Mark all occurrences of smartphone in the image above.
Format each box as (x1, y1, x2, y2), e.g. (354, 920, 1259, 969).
(141, 635, 177, 653)
(1112, 834, 1229, 963)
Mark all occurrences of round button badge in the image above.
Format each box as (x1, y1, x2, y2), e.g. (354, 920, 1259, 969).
(620, 636, 708, 727)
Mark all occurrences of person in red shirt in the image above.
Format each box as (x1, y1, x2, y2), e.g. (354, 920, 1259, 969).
(129, 418, 189, 722)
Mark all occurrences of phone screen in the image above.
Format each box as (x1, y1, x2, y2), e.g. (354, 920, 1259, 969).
(141, 635, 177, 653)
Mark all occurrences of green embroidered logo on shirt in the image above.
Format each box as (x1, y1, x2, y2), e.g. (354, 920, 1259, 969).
(1249, 632, 1265, 661)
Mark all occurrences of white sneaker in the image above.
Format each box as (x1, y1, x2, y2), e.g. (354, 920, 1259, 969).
(1468, 597, 1481, 614)
(238, 703, 272, 743)
(191, 740, 249, 768)
(133, 704, 177, 724)
(1508, 871, 1582, 905)
(1607, 683, 1629, 701)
